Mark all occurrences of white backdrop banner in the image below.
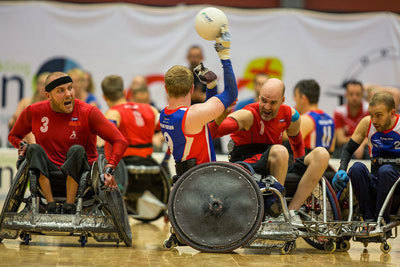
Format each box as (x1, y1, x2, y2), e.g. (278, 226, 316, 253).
(1, 2, 400, 146)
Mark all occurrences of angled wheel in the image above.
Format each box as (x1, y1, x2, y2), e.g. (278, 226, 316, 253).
(97, 154, 132, 247)
(302, 177, 340, 250)
(0, 160, 29, 228)
(168, 162, 264, 252)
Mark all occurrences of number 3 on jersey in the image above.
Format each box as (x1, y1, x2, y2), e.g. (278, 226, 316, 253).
(40, 117, 49, 133)
(163, 132, 174, 153)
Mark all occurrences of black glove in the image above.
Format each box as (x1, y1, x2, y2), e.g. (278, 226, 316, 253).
(193, 63, 217, 85)
(16, 141, 28, 169)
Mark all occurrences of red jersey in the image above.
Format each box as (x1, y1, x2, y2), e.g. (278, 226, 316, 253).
(9, 99, 128, 167)
(231, 103, 292, 146)
(106, 102, 156, 158)
(333, 102, 369, 137)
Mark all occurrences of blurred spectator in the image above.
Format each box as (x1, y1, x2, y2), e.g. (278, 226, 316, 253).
(333, 80, 369, 159)
(68, 68, 100, 107)
(187, 45, 207, 104)
(235, 73, 269, 110)
(8, 72, 49, 144)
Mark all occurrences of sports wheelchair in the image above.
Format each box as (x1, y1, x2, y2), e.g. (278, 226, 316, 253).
(122, 156, 171, 223)
(164, 161, 342, 254)
(0, 154, 132, 247)
(337, 178, 400, 254)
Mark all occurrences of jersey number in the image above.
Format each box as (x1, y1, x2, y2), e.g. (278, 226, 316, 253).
(40, 117, 49, 133)
(321, 126, 332, 148)
(394, 141, 400, 149)
(132, 110, 145, 127)
(163, 132, 174, 153)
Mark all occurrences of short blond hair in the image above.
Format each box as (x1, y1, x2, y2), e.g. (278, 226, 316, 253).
(164, 65, 193, 98)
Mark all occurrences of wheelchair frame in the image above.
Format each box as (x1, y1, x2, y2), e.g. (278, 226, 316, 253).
(0, 154, 132, 247)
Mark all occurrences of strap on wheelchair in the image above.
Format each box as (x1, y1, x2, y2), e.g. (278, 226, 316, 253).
(372, 157, 400, 166)
(175, 158, 197, 177)
(229, 143, 269, 162)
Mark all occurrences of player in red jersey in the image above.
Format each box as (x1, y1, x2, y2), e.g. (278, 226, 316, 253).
(210, 78, 330, 226)
(333, 80, 369, 159)
(101, 75, 159, 160)
(9, 72, 128, 214)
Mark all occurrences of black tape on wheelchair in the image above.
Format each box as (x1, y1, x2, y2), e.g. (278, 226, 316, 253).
(168, 161, 264, 252)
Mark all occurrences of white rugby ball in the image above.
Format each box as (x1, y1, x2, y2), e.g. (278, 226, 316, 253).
(195, 7, 228, 41)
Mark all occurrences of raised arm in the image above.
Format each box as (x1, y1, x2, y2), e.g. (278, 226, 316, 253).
(185, 26, 237, 135)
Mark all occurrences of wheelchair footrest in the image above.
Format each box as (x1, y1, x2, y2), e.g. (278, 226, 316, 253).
(1, 212, 117, 233)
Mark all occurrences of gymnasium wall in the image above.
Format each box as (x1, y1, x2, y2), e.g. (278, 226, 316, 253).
(1, 2, 400, 146)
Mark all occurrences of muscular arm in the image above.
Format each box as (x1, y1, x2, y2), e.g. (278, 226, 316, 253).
(299, 114, 314, 139)
(8, 106, 33, 148)
(228, 109, 254, 130)
(89, 108, 128, 166)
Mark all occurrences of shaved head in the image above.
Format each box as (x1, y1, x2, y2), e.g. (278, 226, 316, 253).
(260, 78, 285, 99)
(45, 72, 69, 87)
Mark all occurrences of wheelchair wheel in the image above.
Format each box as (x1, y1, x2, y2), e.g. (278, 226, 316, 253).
(302, 177, 340, 250)
(0, 160, 29, 228)
(124, 156, 170, 223)
(168, 162, 264, 252)
(97, 154, 132, 247)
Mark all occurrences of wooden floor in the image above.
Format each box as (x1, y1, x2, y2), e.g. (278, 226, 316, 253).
(0, 201, 399, 267)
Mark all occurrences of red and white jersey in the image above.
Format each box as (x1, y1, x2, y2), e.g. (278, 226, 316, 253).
(160, 106, 216, 164)
(9, 99, 127, 167)
(108, 102, 155, 158)
(231, 103, 292, 146)
(334, 101, 369, 137)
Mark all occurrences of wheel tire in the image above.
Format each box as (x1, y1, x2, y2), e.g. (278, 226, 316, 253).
(0, 160, 29, 227)
(97, 154, 132, 247)
(337, 240, 351, 252)
(303, 177, 340, 250)
(23, 234, 30, 245)
(79, 236, 87, 247)
(380, 242, 391, 253)
(324, 240, 336, 253)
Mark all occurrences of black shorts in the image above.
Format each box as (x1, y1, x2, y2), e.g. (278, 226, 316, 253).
(26, 144, 90, 183)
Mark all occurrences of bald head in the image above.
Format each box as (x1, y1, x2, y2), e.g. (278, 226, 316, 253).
(258, 78, 285, 121)
(260, 78, 285, 99)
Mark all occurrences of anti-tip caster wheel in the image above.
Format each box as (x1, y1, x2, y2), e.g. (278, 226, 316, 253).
(380, 242, 391, 254)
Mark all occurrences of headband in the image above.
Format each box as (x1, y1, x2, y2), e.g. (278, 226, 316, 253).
(45, 76, 73, 92)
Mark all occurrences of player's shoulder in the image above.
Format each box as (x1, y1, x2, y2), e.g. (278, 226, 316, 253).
(333, 104, 347, 115)
(28, 100, 50, 113)
(75, 99, 96, 112)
